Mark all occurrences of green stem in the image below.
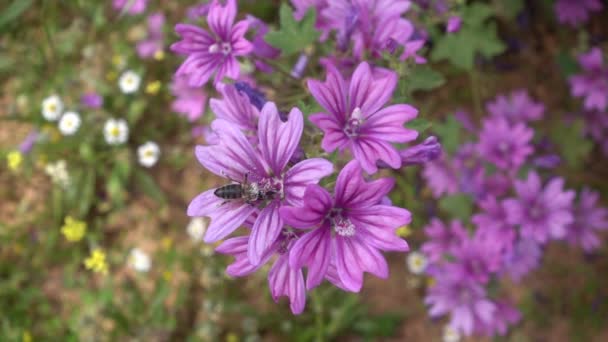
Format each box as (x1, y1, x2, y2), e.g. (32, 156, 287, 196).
(312, 290, 325, 342)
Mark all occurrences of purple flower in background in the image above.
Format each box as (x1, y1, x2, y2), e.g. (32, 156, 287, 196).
(421, 219, 467, 262)
(137, 12, 165, 59)
(473, 196, 516, 252)
(209, 83, 259, 140)
(187, 102, 333, 265)
(399, 39, 427, 64)
(449, 233, 502, 284)
(425, 270, 496, 336)
(581, 110, 608, 156)
(564, 188, 608, 252)
(399, 136, 442, 167)
(234, 81, 267, 110)
(554, 0, 603, 27)
(170, 75, 207, 122)
(291, 0, 330, 40)
(504, 171, 575, 244)
(474, 300, 521, 337)
(280, 160, 410, 292)
(486, 90, 545, 123)
(187, 2, 212, 20)
(322, 0, 416, 59)
(19, 131, 38, 154)
(446, 16, 462, 33)
(501, 239, 542, 283)
(216, 231, 306, 314)
(81, 92, 103, 109)
(569, 47, 608, 112)
(477, 117, 534, 171)
(422, 156, 458, 198)
(113, 0, 148, 15)
(171, 0, 253, 86)
(308, 62, 418, 174)
(246, 15, 280, 62)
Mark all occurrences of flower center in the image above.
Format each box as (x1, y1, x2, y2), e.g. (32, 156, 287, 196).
(344, 107, 364, 137)
(529, 205, 543, 220)
(331, 214, 355, 237)
(111, 127, 121, 137)
(208, 42, 232, 55)
(257, 177, 284, 199)
(498, 141, 510, 153)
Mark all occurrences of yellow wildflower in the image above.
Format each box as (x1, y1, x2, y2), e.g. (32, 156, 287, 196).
(145, 80, 162, 95)
(225, 332, 239, 342)
(84, 249, 109, 274)
(153, 50, 165, 61)
(22, 331, 32, 342)
(161, 236, 173, 251)
(7, 150, 23, 171)
(396, 225, 412, 238)
(61, 216, 87, 242)
(162, 270, 173, 281)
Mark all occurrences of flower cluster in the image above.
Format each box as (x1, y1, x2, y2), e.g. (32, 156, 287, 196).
(178, 0, 436, 314)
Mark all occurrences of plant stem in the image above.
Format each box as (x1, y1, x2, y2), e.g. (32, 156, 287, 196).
(312, 290, 325, 342)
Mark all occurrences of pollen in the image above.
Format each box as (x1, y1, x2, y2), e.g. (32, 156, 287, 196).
(332, 216, 356, 237)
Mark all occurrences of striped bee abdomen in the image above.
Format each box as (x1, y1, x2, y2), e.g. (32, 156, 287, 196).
(214, 184, 243, 199)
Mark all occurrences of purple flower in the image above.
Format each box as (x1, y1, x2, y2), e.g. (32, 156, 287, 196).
(569, 47, 608, 112)
(504, 171, 575, 244)
(581, 110, 608, 156)
(421, 219, 467, 263)
(472, 196, 516, 252)
(477, 117, 534, 171)
(280, 160, 410, 292)
(234, 81, 266, 111)
(399, 136, 441, 167)
(171, 0, 253, 86)
(554, 0, 603, 27)
(216, 231, 306, 314)
(564, 188, 608, 252)
(113, 0, 147, 15)
(187, 102, 333, 265)
(486, 90, 545, 123)
(19, 131, 38, 154)
(291, 0, 330, 40)
(308, 62, 418, 174)
(501, 239, 542, 283)
(187, 2, 212, 20)
(446, 16, 462, 33)
(322, 0, 415, 59)
(449, 233, 502, 284)
(170, 75, 207, 122)
(474, 300, 521, 337)
(425, 270, 496, 336)
(246, 15, 280, 61)
(422, 156, 459, 198)
(80, 92, 103, 109)
(136, 12, 165, 59)
(209, 83, 259, 140)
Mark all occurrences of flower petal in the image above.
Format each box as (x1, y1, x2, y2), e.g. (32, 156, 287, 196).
(248, 202, 284, 265)
(204, 202, 256, 242)
(284, 158, 334, 206)
(289, 224, 332, 290)
(258, 103, 304, 175)
(268, 254, 306, 314)
(207, 0, 236, 39)
(307, 64, 348, 124)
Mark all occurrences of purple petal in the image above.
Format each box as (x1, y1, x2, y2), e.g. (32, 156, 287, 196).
(204, 202, 256, 243)
(248, 202, 284, 265)
(268, 254, 306, 314)
(258, 103, 304, 175)
(207, 0, 236, 39)
(283, 158, 334, 206)
(289, 224, 332, 289)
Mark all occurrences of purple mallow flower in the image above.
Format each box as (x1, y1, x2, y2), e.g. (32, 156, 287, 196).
(19, 131, 38, 154)
(171, 0, 253, 86)
(137, 12, 165, 59)
(291, 0, 330, 40)
(170, 75, 207, 122)
(209, 83, 259, 142)
(421, 219, 467, 262)
(234, 81, 266, 111)
(280, 160, 410, 292)
(504, 171, 575, 244)
(486, 90, 545, 123)
(422, 156, 459, 198)
(308, 62, 418, 174)
(472, 196, 516, 252)
(446, 16, 462, 33)
(554, 0, 603, 27)
(187, 102, 333, 265)
(449, 233, 502, 284)
(216, 230, 306, 314)
(477, 117, 534, 171)
(501, 239, 542, 283)
(474, 300, 521, 337)
(564, 188, 608, 252)
(113, 0, 148, 15)
(399, 136, 442, 167)
(569, 47, 608, 112)
(81, 92, 103, 109)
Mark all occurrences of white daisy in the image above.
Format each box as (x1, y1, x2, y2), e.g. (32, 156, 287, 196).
(118, 70, 141, 94)
(187, 218, 207, 242)
(443, 325, 461, 342)
(44, 160, 70, 188)
(406, 251, 428, 275)
(41, 95, 63, 121)
(137, 141, 160, 168)
(128, 248, 151, 273)
(58, 111, 81, 136)
(103, 118, 129, 145)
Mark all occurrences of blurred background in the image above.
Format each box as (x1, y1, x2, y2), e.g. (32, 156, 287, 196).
(1, 0, 607, 341)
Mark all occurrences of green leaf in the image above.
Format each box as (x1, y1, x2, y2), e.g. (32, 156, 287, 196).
(556, 52, 580, 77)
(407, 65, 446, 92)
(492, 0, 524, 19)
(265, 4, 319, 56)
(432, 116, 461, 155)
(463, 3, 494, 27)
(134, 169, 166, 205)
(551, 119, 592, 168)
(439, 194, 474, 221)
(0, 0, 33, 31)
(78, 169, 96, 217)
(407, 118, 432, 132)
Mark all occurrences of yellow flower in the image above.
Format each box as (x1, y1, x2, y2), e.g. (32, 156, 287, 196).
(162, 270, 173, 281)
(106, 71, 118, 81)
(145, 80, 162, 95)
(112, 54, 125, 68)
(153, 50, 165, 61)
(22, 331, 32, 342)
(225, 332, 239, 342)
(161, 236, 173, 251)
(396, 225, 412, 238)
(61, 216, 87, 242)
(7, 150, 23, 171)
(84, 249, 109, 274)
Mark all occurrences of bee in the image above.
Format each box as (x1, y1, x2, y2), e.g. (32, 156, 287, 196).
(214, 173, 275, 204)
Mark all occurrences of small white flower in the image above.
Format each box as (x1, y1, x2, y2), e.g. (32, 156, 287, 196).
(103, 118, 129, 145)
(443, 325, 461, 342)
(119, 70, 141, 94)
(187, 218, 207, 242)
(406, 251, 428, 275)
(58, 111, 81, 136)
(128, 248, 151, 273)
(137, 141, 160, 168)
(44, 160, 70, 188)
(42, 95, 63, 121)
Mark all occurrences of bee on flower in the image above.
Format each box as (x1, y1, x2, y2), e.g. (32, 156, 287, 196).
(58, 111, 82, 136)
(41, 95, 64, 121)
(128, 248, 151, 273)
(406, 251, 429, 275)
(137, 141, 160, 167)
(103, 118, 129, 145)
(118, 70, 141, 94)
(61, 216, 87, 242)
(84, 249, 109, 274)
